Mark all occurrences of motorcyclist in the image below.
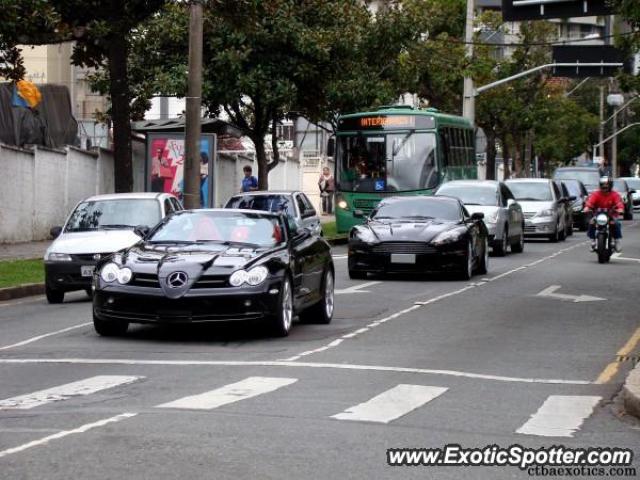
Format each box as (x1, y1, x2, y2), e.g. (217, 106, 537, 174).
(583, 176, 624, 252)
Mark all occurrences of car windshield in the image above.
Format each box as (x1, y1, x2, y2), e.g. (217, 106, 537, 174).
(149, 211, 285, 247)
(506, 182, 553, 202)
(436, 184, 498, 206)
(371, 199, 460, 222)
(225, 195, 293, 217)
(336, 132, 437, 192)
(622, 178, 640, 190)
(554, 169, 600, 189)
(613, 180, 627, 192)
(563, 181, 583, 197)
(65, 199, 161, 232)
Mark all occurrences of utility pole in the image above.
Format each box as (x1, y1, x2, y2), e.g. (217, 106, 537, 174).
(183, 0, 204, 209)
(598, 85, 604, 159)
(462, 0, 475, 124)
(612, 105, 618, 176)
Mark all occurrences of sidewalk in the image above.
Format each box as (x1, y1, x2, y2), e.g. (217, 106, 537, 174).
(0, 241, 50, 261)
(320, 214, 336, 224)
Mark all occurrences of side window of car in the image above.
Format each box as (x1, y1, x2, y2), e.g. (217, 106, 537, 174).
(171, 197, 183, 211)
(163, 198, 174, 216)
(301, 194, 317, 217)
(502, 184, 514, 203)
(552, 182, 561, 200)
(295, 195, 306, 218)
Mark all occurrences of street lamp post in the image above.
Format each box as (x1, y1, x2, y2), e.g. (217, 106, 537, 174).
(183, 0, 204, 209)
(462, 0, 475, 124)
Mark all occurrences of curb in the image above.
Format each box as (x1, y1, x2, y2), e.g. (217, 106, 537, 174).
(0, 283, 45, 302)
(623, 363, 640, 419)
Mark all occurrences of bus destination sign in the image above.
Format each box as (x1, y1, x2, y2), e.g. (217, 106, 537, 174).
(338, 115, 435, 131)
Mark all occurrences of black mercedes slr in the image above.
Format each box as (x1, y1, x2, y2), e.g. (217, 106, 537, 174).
(92, 209, 334, 337)
(348, 196, 489, 280)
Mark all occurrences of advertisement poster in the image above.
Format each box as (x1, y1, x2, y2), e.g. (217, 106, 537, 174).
(146, 134, 216, 207)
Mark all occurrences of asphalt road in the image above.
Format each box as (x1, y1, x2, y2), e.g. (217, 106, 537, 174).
(1, 223, 639, 479)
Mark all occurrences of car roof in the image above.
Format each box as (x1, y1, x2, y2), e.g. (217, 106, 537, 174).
(554, 167, 599, 171)
(83, 192, 165, 202)
(381, 195, 460, 204)
(505, 178, 551, 183)
(439, 180, 499, 188)
(229, 190, 301, 197)
(180, 208, 281, 218)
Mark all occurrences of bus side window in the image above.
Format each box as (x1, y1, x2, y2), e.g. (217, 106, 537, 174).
(440, 129, 449, 169)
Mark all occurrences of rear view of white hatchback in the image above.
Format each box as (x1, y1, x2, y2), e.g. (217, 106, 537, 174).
(44, 192, 182, 303)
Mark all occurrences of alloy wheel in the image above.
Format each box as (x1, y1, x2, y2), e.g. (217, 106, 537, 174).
(324, 270, 335, 319)
(281, 280, 293, 332)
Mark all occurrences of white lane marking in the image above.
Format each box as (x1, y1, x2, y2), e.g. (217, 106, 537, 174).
(0, 413, 137, 459)
(0, 375, 142, 410)
(157, 376, 297, 410)
(611, 253, 640, 263)
(516, 395, 601, 437)
(536, 285, 606, 303)
(282, 242, 588, 362)
(335, 281, 381, 295)
(0, 358, 592, 385)
(332, 384, 447, 424)
(0, 322, 91, 351)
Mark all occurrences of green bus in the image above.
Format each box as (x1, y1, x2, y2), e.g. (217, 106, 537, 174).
(333, 105, 477, 233)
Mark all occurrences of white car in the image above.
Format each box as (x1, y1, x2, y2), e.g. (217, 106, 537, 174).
(44, 192, 182, 303)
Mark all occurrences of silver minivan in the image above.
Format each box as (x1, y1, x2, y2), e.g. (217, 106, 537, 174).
(436, 180, 525, 255)
(505, 179, 568, 242)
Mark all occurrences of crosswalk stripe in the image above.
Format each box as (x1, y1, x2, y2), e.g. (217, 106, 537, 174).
(516, 395, 601, 437)
(156, 376, 298, 410)
(0, 375, 143, 410)
(331, 384, 448, 424)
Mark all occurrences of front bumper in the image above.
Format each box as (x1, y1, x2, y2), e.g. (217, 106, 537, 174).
(93, 281, 282, 324)
(348, 242, 467, 274)
(523, 217, 556, 236)
(45, 260, 97, 291)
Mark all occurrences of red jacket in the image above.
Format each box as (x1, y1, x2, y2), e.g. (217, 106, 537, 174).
(584, 190, 624, 217)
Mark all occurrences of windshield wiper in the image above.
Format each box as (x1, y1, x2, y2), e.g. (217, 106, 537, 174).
(392, 130, 415, 157)
(147, 240, 197, 245)
(100, 224, 134, 229)
(401, 215, 434, 219)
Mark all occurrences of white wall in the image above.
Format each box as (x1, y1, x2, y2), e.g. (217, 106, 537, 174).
(0, 143, 114, 243)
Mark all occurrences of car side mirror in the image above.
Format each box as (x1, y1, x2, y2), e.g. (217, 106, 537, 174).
(629, 189, 636, 195)
(134, 225, 151, 238)
(353, 209, 365, 218)
(569, 196, 577, 201)
(50, 226, 62, 238)
(471, 212, 484, 221)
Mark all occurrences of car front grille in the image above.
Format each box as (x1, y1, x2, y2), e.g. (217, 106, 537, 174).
(523, 212, 536, 219)
(371, 242, 437, 255)
(72, 253, 110, 262)
(129, 273, 229, 289)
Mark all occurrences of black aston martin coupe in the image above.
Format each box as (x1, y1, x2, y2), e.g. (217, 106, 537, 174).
(348, 196, 489, 280)
(92, 209, 334, 337)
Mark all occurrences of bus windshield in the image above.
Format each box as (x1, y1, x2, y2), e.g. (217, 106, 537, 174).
(336, 132, 437, 193)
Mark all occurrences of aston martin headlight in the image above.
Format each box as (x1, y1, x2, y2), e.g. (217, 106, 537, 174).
(116, 267, 133, 285)
(596, 213, 609, 226)
(100, 263, 120, 283)
(535, 209, 554, 218)
(46, 252, 72, 262)
(245, 266, 268, 286)
(432, 228, 466, 245)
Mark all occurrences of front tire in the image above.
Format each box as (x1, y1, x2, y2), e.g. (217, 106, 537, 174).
(45, 285, 64, 304)
(93, 314, 129, 336)
(476, 238, 489, 275)
(596, 233, 610, 264)
(493, 227, 508, 256)
(300, 268, 334, 324)
(549, 225, 559, 243)
(511, 226, 525, 253)
(270, 277, 294, 337)
(459, 241, 474, 280)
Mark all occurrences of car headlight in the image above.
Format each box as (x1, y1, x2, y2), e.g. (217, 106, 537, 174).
(337, 200, 348, 210)
(229, 266, 269, 287)
(46, 252, 72, 261)
(535, 209, 555, 218)
(432, 228, 466, 245)
(596, 213, 609, 226)
(100, 263, 120, 283)
(116, 267, 133, 285)
(351, 227, 377, 243)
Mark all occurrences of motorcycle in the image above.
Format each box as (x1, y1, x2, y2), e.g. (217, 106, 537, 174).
(592, 208, 616, 264)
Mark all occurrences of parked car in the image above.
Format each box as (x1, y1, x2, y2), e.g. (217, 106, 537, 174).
(560, 179, 589, 231)
(348, 196, 489, 280)
(618, 177, 640, 208)
(92, 209, 334, 337)
(505, 179, 569, 242)
(553, 166, 601, 193)
(435, 180, 524, 256)
(553, 180, 575, 237)
(44, 193, 182, 304)
(225, 191, 322, 237)
(613, 179, 635, 220)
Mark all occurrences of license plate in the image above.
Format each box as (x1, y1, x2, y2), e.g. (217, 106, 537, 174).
(81, 266, 95, 277)
(391, 254, 416, 264)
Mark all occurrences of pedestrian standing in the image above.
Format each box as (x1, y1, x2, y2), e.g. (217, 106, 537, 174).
(241, 165, 258, 192)
(318, 166, 335, 215)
